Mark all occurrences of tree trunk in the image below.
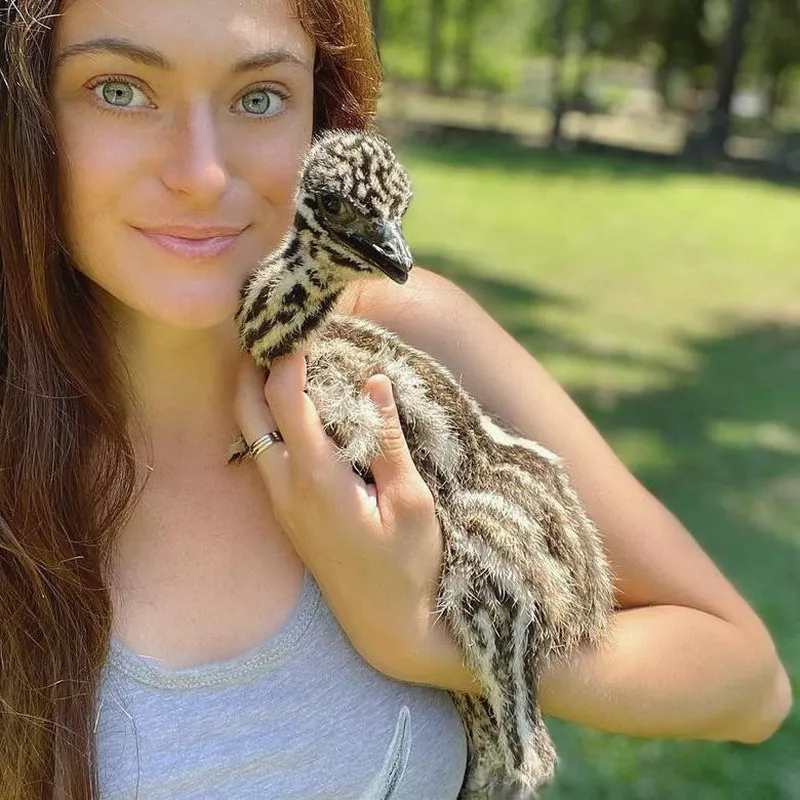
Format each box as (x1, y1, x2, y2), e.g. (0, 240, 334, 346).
(428, 0, 447, 94)
(572, 0, 599, 110)
(654, 53, 672, 109)
(764, 67, 786, 122)
(550, 0, 570, 145)
(702, 0, 753, 158)
(455, 0, 480, 94)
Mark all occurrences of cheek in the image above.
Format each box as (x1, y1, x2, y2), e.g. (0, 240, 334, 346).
(225, 132, 310, 288)
(57, 114, 148, 260)
(245, 129, 311, 229)
(235, 90, 314, 213)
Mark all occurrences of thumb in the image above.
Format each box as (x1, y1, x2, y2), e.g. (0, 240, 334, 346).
(363, 373, 417, 493)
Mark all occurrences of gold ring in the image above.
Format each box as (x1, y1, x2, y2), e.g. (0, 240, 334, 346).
(248, 430, 284, 459)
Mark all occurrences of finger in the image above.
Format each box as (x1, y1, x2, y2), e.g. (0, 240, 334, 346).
(363, 374, 422, 498)
(233, 352, 287, 471)
(264, 349, 336, 466)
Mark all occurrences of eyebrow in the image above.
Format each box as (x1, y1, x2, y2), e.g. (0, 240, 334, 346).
(54, 37, 310, 73)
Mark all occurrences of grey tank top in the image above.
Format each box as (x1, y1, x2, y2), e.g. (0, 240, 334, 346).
(95, 567, 468, 799)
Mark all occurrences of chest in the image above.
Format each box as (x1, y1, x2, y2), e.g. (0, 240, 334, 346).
(97, 572, 468, 800)
(108, 462, 305, 668)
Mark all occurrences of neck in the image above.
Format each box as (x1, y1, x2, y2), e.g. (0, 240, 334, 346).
(102, 302, 243, 474)
(237, 220, 346, 366)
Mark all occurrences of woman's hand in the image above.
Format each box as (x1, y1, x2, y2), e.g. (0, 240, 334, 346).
(233, 348, 462, 685)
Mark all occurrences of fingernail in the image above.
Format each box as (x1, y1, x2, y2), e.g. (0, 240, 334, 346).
(370, 374, 393, 405)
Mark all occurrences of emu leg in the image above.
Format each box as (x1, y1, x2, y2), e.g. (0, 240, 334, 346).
(439, 517, 557, 798)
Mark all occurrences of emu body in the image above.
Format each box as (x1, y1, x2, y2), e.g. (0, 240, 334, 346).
(231, 130, 614, 798)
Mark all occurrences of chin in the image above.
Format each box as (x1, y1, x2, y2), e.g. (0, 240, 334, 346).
(93, 280, 240, 334)
(78, 241, 261, 334)
(144, 293, 241, 332)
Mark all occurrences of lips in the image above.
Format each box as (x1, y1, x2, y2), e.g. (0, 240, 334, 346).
(133, 224, 249, 259)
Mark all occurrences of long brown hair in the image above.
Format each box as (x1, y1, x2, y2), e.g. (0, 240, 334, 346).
(0, 1, 381, 796)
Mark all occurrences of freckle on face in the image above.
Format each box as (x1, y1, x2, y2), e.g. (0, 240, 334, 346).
(52, 0, 316, 331)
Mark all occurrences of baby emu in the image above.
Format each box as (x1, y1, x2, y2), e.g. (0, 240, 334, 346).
(230, 130, 614, 799)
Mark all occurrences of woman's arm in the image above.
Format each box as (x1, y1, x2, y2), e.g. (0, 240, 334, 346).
(345, 267, 792, 745)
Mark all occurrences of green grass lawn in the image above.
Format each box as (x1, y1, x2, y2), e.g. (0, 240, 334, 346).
(397, 137, 800, 798)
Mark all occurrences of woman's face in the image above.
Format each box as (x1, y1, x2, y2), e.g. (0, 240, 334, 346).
(51, 0, 315, 330)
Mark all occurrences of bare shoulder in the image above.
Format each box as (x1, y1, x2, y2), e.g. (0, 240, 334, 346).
(344, 264, 472, 357)
(349, 266, 779, 650)
(337, 265, 459, 326)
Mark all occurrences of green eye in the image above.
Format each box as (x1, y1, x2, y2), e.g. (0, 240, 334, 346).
(239, 89, 284, 116)
(91, 79, 150, 109)
(101, 81, 135, 106)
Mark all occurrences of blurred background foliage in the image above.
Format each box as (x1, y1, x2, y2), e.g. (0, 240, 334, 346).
(371, 0, 800, 169)
(367, 1, 799, 798)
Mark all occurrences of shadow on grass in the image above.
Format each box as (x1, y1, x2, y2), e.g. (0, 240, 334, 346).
(416, 249, 677, 374)
(425, 251, 799, 798)
(548, 320, 800, 800)
(393, 126, 800, 193)
(571, 321, 800, 632)
(399, 130, 675, 183)
(416, 250, 569, 310)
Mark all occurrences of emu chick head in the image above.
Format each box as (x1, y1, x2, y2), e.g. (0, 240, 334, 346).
(296, 129, 414, 284)
(234, 130, 414, 363)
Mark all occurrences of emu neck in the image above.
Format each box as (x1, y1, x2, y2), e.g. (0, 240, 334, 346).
(243, 227, 347, 366)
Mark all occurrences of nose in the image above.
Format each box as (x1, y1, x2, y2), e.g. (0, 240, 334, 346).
(160, 102, 230, 204)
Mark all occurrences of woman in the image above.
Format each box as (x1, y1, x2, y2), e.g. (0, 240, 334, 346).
(0, 0, 791, 796)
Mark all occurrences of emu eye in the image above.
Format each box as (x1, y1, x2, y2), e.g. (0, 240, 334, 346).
(318, 193, 345, 217)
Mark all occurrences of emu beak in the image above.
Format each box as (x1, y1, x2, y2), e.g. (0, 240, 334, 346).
(349, 220, 413, 284)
